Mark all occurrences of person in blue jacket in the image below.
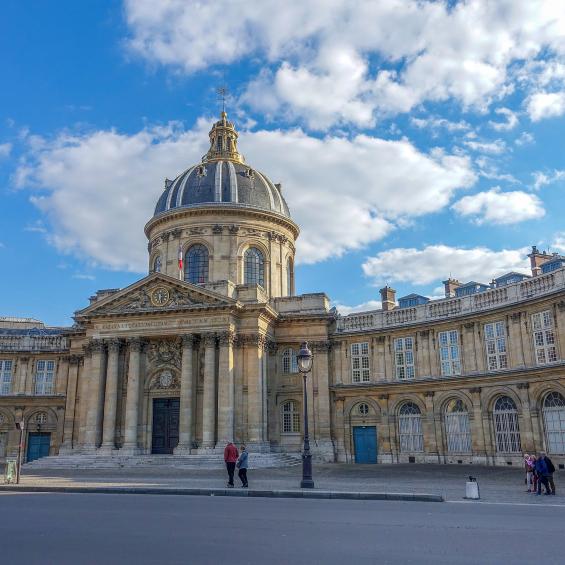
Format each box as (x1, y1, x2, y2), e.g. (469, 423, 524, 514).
(535, 452, 551, 495)
(236, 445, 249, 488)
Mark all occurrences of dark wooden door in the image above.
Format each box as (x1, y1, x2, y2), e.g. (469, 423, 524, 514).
(353, 426, 377, 464)
(27, 433, 51, 462)
(151, 398, 180, 454)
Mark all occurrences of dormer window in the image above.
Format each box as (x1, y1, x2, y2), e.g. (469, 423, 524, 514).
(196, 165, 207, 177)
(217, 136, 223, 151)
(245, 168, 255, 179)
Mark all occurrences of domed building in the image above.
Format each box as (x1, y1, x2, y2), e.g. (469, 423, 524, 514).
(1, 112, 565, 469)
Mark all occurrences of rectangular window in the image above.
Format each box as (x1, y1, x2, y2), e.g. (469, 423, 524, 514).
(350, 342, 370, 383)
(438, 330, 461, 376)
(532, 311, 558, 365)
(395, 337, 415, 380)
(484, 321, 508, 371)
(0, 360, 13, 395)
(35, 360, 55, 395)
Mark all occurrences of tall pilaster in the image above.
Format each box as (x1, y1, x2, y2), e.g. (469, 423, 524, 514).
(517, 382, 535, 452)
(83, 339, 106, 449)
(201, 333, 217, 449)
(78, 344, 92, 446)
(122, 338, 143, 454)
(469, 387, 487, 464)
(217, 331, 235, 446)
(100, 339, 121, 451)
(175, 334, 196, 454)
(312, 341, 334, 460)
(60, 355, 81, 453)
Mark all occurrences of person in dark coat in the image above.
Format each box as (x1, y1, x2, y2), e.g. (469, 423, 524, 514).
(224, 441, 239, 488)
(237, 445, 248, 488)
(535, 452, 551, 495)
(542, 452, 556, 495)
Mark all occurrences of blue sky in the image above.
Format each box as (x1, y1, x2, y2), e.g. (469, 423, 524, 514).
(1, 0, 565, 326)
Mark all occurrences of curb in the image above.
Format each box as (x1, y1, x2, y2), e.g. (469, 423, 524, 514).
(0, 485, 443, 502)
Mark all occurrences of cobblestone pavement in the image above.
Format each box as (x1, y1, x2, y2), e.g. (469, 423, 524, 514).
(8, 463, 563, 504)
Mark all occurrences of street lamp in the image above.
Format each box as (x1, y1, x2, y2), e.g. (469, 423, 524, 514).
(297, 341, 314, 489)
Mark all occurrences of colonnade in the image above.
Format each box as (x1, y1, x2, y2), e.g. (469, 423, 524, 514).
(78, 331, 265, 453)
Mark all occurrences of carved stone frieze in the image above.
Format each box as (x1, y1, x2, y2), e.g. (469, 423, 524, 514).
(189, 227, 206, 235)
(147, 339, 181, 369)
(228, 225, 239, 234)
(212, 224, 223, 234)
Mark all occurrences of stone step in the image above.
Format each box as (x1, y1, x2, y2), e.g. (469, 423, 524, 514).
(24, 453, 302, 470)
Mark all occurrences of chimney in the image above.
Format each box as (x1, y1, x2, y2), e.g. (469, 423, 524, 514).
(528, 245, 551, 276)
(380, 286, 396, 311)
(443, 278, 461, 298)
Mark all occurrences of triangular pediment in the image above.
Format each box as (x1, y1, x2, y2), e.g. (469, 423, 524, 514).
(76, 273, 238, 318)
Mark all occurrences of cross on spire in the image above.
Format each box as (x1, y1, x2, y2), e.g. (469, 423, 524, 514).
(216, 85, 229, 114)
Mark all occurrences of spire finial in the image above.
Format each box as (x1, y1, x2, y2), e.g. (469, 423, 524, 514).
(216, 82, 229, 115)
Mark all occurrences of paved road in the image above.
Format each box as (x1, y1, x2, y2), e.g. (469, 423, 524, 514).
(0, 493, 564, 564)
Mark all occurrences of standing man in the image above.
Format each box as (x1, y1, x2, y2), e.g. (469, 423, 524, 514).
(224, 441, 238, 488)
(543, 452, 556, 495)
(535, 451, 551, 495)
(237, 445, 249, 488)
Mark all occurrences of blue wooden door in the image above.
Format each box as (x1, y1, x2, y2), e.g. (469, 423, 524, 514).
(27, 433, 51, 462)
(353, 426, 377, 464)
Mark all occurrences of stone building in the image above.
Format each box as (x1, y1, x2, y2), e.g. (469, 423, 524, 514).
(1, 112, 565, 469)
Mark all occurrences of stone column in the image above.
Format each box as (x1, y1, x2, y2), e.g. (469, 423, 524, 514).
(377, 394, 392, 463)
(334, 396, 347, 462)
(508, 312, 525, 368)
(517, 383, 535, 453)
(246, 334, 268, 450)
(16, 356, 29, 394)
(78, 344, 91, 446)
(462, 323, 477, 373)
(55, 356, 70, 396)
(100, 339, 121, 451)
(469, 387, 487, 464)
(122, 338, 142, 454)
(418, 331, 430, 378)
(216, 331, 235, 446)
(553, 302, 565, 360)
(60, 355, 81, 453)
(83, 340, 106, 450)
(175, 334, 196, 454)
(201, 333, 217, 449)
(312, 341, 334, 460)
(423, 391, 439, 463)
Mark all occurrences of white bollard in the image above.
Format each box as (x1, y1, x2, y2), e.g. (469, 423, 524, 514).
(465, 476, 480, 499)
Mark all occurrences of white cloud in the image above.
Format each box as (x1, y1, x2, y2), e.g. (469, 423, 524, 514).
(532, 169, 565, 190)
(0, 143, 12, 158)
(553, 233, 565, 254)
(334, 300, 382, 315)
(17, 118, 475, 270)
(463, 139, 507, 154)
(72, 273, 95, 281)
(515, 132, 535, 146)
(452, 187, 544, 225)
(489, 107, 518, 131)
(125, 0, 565, 128)
(526, 91, 565, 121)
(410, 116, 471, 132)
(362, 245, 530, 287)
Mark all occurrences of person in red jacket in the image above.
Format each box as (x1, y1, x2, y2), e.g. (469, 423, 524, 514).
(224, 441, 239, 488)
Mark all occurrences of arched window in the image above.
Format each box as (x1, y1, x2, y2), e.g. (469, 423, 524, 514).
(398, 402, 423, 452)
(543, 392, 565, 454)
(282, 348, 298, 374)
(281, 400, 300, 433)
(493, 396, 521, 453)
(357, 403, 369, 416)
(286, 257, 294, 296)
(445, 399, 472, 453)
(185, 244, 209, 284)
(152, 255, 162, 273)
(244, 247, 264, 286)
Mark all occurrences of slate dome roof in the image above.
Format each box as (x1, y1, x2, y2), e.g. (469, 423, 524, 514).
(153, 112, 290, 218)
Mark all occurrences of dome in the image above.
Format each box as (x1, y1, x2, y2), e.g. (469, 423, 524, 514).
(153, 112, 291, 218)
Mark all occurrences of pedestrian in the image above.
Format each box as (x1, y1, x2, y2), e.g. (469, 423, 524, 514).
(534, 451, 551, 495)
(524, 453, 535, 492)
(543, 452, 556, 495)
(237, 444, 248, 488)
(224, 441, 239, 488)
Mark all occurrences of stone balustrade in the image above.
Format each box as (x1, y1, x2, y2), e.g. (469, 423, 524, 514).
(0, 334, 68, 352)
(336, 268, 565, 333)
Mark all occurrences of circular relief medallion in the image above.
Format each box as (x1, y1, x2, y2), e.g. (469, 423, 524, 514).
(159, 371, 173, 388)
(150, 286, 170, 307)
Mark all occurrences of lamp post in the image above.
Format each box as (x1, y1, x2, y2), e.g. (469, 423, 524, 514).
(297, 341, 314, 489)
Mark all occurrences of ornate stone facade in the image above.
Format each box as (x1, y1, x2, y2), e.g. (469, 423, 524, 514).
(1, 113, 565, 468)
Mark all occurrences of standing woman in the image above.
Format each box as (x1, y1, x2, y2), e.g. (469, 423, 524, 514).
(237, 445, 249, 488)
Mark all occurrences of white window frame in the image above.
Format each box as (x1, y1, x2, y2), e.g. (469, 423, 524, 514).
(543, 392, 565, 455)
(398, 403, 424, 453)
(493, 396, 522, 453)
(444, 400, 472, 453)
(281, 400, 300, 433)
(0, 360, 13, 395)
(484, 321, 508, 371)
(281, 348, 298, 374)
(532, 311, 558, 365)
(395, 337, 415, 380)
(438, 330, 461, 376)
(34, 360, 55, 395)
(350, 342, 370, 383)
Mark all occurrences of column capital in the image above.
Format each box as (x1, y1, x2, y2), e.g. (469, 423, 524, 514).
(90, 339, 105, 353)
(311, 340, 331, 352)
(202, 332, 217, 347)
(517, 382, 530, 390)
(218, 331, 236, 346)
(469, 386, 482, 394)
(106, 338, 122, 353)
(127, 337, 143, 352)
(181, 334, 197, 347)
(69, 355, 82, 365)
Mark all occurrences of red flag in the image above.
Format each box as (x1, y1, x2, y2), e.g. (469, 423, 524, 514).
(178, 244, 183, 279)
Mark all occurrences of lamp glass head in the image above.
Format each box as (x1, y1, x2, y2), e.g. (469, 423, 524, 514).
(297, 341, 313, 373)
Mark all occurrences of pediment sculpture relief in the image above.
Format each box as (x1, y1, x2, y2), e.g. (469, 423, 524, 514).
(147, 339, 181, 369)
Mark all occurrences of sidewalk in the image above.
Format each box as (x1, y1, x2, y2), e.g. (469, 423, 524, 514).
(2, 463, 562, 504)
